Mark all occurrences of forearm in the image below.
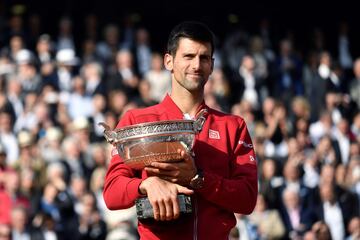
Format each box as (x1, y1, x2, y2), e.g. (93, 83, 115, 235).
(103, 156, 143, 210)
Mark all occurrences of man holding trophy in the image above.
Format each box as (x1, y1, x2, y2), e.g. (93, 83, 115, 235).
(102, 21, 258, 240)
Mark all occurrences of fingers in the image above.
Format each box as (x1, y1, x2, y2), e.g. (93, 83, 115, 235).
(176, 184, 194, 195)
(172, 195, 180, 219)
(152, 175, 177, 183)
(158, 200, 166, 221)
(150, 196, 177, 221)
(152, 197, 179, 221)
(150, 162, 177, 170)
(164, 197, 174, 221)
(145, 167, 179, 179)
(179, 149, 194, 163)
(152, 202, 160, 221)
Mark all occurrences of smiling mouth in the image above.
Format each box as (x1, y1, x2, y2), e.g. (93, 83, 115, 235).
(187, 73, 202, 78)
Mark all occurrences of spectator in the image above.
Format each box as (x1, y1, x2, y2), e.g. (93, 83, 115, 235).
(349, 58, 360, 109)
(279, 187, 315, 238)
(10, 206, 35, 239)
(0, 143, 8, 189)
(316, 182, 347, 240)
(45, 48, 79, 98)
(346, 217, 360, 240)
(35, 34, 54, 64)
(0, 170, 29, 225)
(274, 39, 303, 104)
(95, 24, 120, 66)
(67, 76, 93, 120)
(311, 221, 332, 240)
(80, 61, 106, 96)
(133, 27, 152, 77)
(107, 49, 140, 98)
(77, 192, 107, 240)
(12, 130, 46, 188)
(39, 126, 64, 163)
(56, 16, 75, 51)
(15, 49, 41, 95)
(0, 223, 10, 240)
(143, 52, 171, 103)
(247, 193, 286, 239)
(0, 111, 19, 165)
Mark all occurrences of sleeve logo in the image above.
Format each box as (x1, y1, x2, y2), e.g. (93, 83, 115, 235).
(238, 140, 253, 148)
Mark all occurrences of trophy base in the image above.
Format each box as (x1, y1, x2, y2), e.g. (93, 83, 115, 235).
(135, 194, 192, 219)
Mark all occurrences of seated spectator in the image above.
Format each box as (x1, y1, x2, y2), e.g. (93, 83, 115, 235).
(309, 110, 333, 145)
(302, 149, 320, 188)
(311, 221, 332, 240)
(10, 206, 33, 239)
(315, 135, 340, 166)
(315, 182, 353, 240)
(0, 170, 29, 225)
(144, 52, 171, 103)
(279, 187, 315, 238)
(276, 158, 315, 210)
(0, 223, 10, 240)
(263, 101, 291, 160)
(90, 167, 107, 216)
(0, 143, 8, 190)
(247, 193, 285, 239)
(77, 192, 107, 240)
(39, 126, 64, 163)
(346, 217, 360, 240)
(40, 179, 78, 240)
(259, 158, 283, 209)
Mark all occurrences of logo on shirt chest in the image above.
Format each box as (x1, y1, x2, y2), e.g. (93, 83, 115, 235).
(208, 129, 220, 139)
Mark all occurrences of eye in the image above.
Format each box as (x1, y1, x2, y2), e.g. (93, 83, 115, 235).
(183, 54, 194, 60)
(200, 55, 211, 63)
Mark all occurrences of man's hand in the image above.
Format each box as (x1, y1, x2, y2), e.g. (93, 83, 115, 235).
(145, 149, 197, 186)
(139, 176, 193, 221)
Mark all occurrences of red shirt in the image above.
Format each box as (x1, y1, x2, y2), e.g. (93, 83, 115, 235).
(103, 95, 258, 240)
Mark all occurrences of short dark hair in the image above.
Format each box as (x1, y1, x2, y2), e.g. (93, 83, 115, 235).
(167, 21, 215, 57)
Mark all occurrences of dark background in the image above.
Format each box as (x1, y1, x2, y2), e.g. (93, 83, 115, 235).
(1, 0, 359, 56)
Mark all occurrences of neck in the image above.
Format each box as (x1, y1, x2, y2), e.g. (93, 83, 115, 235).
(170, 87, 204, 117)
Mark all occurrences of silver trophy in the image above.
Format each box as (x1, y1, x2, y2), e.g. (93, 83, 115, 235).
(99, 109, 207, 219)
(99, 109, 206, 170)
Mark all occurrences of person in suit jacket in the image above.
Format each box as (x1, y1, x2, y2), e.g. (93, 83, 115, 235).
(315, 182, 358, 240)
(279, 186, 316, 239)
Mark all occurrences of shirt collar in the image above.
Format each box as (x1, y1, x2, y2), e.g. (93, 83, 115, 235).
(160, 94, 208, 119)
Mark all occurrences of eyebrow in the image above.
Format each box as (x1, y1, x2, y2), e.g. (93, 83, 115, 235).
(182, 52, 211, 59)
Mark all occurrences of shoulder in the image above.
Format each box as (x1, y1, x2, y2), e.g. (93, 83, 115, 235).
(208, 107, 246, 126)
(122, 104, 163, 123)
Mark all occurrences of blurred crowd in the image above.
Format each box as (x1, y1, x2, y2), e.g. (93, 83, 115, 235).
(0, 7, 359, 240)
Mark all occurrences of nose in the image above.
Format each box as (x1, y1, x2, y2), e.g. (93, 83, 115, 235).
(191, 56, 201, 70)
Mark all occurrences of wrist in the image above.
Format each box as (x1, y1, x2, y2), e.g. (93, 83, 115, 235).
(138, 181, 147, 195)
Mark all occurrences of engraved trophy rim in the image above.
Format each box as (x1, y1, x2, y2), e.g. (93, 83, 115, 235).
(110, 119, 197, 143)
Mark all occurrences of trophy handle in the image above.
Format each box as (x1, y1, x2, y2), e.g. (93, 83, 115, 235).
(194, 109, 208, 132)
(98, 122, 117, 144)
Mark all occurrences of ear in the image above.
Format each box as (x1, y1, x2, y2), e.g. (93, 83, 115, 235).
(164, 53, 173, 71)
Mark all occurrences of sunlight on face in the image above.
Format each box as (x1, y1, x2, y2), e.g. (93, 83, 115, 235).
(167, 38, 213, 93)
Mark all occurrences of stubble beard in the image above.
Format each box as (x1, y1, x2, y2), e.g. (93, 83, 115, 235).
(176, 76, 207, 93)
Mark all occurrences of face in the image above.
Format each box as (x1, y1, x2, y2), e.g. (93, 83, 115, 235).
(283, 190, 299, 209)
(165, 38, 213, 93)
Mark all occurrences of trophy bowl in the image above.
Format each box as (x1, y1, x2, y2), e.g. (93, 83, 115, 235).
(99, 118, 203, 170)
